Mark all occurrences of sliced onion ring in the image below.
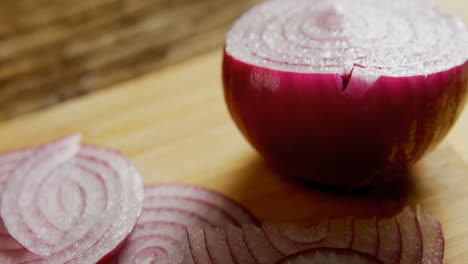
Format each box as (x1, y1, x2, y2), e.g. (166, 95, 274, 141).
(114, 184, 258, 263)
(0, 148, 35, 196)
(116, 206, 443, 264)
(142, 184, 259, 226)
(0, 136, 144, 264)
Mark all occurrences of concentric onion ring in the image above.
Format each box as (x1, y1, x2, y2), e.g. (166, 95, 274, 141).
(0, 148, 35, 195)
(115, 205, 443, 264)
(114, 184, 258, 263)
(226, 0, 467, 77)
(223, 0, 468, 187)
(141, 184, 259, 227)
(0, 147, 35, 247)
(0, 136, 144, 264)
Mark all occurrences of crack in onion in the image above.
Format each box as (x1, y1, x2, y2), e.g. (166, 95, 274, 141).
(0, 136, 144, 264)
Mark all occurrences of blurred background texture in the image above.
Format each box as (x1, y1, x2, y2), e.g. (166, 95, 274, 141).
(0, 0, 261, 120)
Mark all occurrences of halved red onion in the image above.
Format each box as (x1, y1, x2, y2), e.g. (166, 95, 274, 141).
(223, 0, 468, 188)
(276, 248, 383, 264)
(114, 184, 258, 263)
(0, 136, 144, 264)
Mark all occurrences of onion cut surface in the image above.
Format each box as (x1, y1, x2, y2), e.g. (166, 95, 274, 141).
(116, 206, 443, 264)
(417, 208, 444, 264)
(0, 146, 35, 249)
(0, 148, 35, 196)
(114, 184, 259, 263)
(141, 184, 259, 227)
(0, 136, 144, 264)
(376, 218, 401, 263)
(223, 0, 468, 188)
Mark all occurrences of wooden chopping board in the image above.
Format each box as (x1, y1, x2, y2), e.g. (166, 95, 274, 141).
(0, 50, 467, 262)
(0, 0, 467, 260)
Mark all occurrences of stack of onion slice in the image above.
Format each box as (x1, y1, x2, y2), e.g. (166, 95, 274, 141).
(114, 184, 259, 263)
(0, 135, 144, 264)
(114, 200, 443, 264)
(0, 136, 445, 263)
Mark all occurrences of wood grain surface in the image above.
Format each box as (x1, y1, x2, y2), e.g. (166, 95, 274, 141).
(0, 0, 261, 120)
(0, 49, 467, 262)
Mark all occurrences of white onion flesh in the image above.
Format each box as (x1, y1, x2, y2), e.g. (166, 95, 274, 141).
(0, 136, 144, 264)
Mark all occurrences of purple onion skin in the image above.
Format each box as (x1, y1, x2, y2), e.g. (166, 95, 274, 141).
(223, 51, 468, 189)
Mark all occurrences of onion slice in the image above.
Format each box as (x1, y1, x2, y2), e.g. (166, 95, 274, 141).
(0, 148, 34, 195)
(114, 184, 258, 263)
(204, 226, 236, 264)
(225, 225, 256, 264)
(397, 207, 423, 263)
(116, 206, 443, 264)
(351, 218, 379, 256)
(117, 222, 188, 264)
(417, 208, 444, 263)
(242, 224, 283, 264)
(142, 184, 259, 226)
(276, 248, 383, 264)
(0, 147, 36, 256)
(376, 218, 401, 263)
(0, 136, 144, 264)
